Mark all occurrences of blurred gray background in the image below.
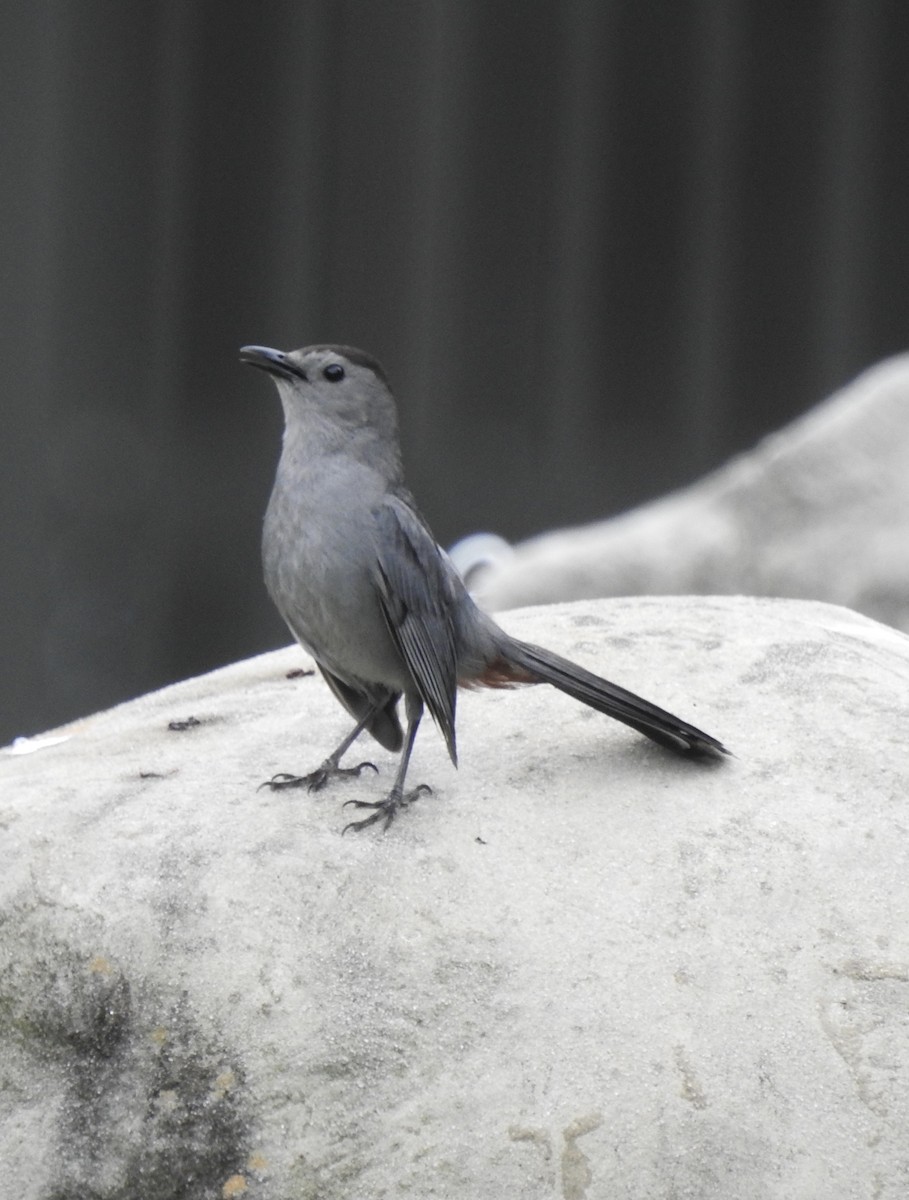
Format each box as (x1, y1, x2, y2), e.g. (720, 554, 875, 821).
(4, 1, 909, 744)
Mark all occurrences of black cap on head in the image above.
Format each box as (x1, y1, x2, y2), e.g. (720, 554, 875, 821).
(303, 344, 389, 387)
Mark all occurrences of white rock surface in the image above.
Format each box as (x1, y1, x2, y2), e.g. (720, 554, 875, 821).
(479, 356, 909, 633)
(2, 596, 908, 1199)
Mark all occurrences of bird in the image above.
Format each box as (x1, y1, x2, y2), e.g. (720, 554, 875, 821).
(240, 343, 728, 831)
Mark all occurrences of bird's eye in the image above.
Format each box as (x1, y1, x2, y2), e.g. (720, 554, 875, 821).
(323, 363, 345, 382)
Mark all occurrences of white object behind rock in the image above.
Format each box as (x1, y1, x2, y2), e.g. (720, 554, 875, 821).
(1, 596, 908, 1198)
(479, 356, 909, 633)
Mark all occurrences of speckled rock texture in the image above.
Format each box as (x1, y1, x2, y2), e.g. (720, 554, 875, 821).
(2, 596, 907, 1199)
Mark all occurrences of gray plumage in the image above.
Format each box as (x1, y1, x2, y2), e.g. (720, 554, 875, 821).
(241, 343, 728, 831)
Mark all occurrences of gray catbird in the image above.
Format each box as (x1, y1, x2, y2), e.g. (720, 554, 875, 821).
(241, 343, 728, 831)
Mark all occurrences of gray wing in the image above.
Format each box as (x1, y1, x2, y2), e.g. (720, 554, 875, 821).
(371, 492, 461, 765)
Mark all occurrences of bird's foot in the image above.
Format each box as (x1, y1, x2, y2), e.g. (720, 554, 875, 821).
(341, 783, 432, 834)
(260, 760, 378, 794)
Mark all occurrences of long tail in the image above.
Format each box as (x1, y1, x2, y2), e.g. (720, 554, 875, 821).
(500, 637, 729, 758)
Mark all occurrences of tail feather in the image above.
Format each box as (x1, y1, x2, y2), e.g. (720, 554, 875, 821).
(318, 666, 403, 753)
(502, 638, 728, 758)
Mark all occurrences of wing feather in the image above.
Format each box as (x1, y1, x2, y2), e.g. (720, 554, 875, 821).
(372, 493, 460, 765)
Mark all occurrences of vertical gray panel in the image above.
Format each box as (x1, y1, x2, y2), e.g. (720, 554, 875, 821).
(3, 0, 909, 744)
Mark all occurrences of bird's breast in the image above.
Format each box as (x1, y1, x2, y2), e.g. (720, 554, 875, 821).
(262, 459, 411, 690)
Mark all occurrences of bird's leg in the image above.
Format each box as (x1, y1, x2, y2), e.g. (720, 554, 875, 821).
(343, 695, 431, 832)
(262, 708, 379, 793)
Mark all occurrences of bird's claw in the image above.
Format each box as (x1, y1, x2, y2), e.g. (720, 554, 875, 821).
(259, 760, 378, 793)
(341, 784, 432, 834)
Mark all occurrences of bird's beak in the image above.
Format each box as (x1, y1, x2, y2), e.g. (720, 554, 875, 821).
(239, 345, 307, 381)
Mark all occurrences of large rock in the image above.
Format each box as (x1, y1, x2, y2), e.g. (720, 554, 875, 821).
(478, 356, 909, 633)
(2, 596, 908, 1198)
